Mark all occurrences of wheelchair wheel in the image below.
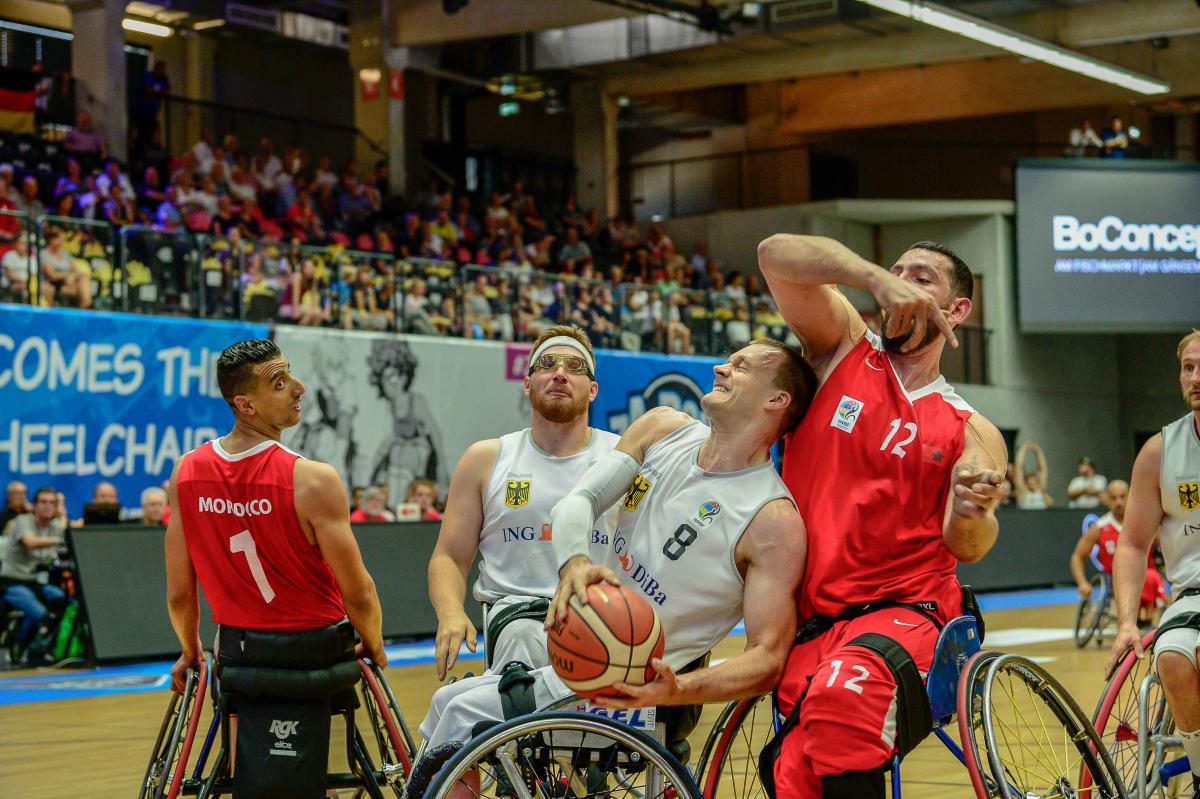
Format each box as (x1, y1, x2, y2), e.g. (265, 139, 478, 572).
(357, 660, 414, 796)
(1075, 575, 1110, 648)
(1087, 631, 1173, 798)
(978, 654, 1126, 799)
(422, 710, 700, 799)
(958, 650, 1004, 798)
(138, 661, 208, 799)
(694, 693, 773, 799)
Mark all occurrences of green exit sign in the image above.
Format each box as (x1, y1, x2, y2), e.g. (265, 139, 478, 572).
(499, 101, 520, 117)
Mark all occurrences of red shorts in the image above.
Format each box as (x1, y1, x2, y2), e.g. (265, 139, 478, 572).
(772, 607, 940, 799)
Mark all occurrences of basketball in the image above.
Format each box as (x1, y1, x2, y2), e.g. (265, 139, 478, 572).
(547, 583, 665, 699)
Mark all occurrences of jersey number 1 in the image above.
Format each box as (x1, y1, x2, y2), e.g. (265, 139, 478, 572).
(230, 530, 277, 603)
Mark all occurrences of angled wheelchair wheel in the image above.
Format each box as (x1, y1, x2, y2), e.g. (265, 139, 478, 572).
(422, 710, 701, 799)
(138, 661, 209, 799)
(1087, 631, 1173, 798)
(1075, 575, 1110, 648)
(979, 654, 1127, 799)
(694, 693, 773, 799)
(958, 650, 1004, 798)
(357, 660, 414, 796)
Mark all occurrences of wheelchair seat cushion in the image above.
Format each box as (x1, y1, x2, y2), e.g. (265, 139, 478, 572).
(220, 659, 362, 700)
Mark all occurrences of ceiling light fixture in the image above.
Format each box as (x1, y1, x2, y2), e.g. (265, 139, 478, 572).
(857, 0, 1169, 95)
(122, 18, 174, 37)
(193, 19, 226, 31)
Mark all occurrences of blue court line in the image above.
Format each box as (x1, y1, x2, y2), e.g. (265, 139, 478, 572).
(0, 586, 1077, 707)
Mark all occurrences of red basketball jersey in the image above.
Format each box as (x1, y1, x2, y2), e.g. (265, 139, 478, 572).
(1094, 514, 1152, 574)
(176, 439, 345, 630)
(783, 334, 973, 623)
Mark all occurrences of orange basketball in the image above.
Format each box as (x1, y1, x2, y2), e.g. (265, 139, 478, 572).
(547, 582, 665, 699)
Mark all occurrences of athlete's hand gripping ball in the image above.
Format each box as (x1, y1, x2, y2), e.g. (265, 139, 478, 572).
(545, 555, 621, 629)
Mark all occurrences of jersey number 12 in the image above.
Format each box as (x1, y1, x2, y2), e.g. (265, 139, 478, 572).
(230, 530, 277, 603)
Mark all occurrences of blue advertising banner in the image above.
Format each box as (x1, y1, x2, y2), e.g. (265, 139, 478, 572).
(0, 306, 267, 516)
(591, 349, 721, 434)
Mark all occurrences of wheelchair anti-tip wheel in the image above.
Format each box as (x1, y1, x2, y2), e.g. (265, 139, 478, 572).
(1087, 631, 1175, 799)
(980, 653, 1127, 799)
(693, 693, 773, 799)
(139, 661, 209, 799)
(422, 710, 701, 799)
(1075, 574, 1111, 648)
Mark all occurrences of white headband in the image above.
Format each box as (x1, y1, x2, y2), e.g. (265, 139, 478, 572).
(529, 336, 595, 376)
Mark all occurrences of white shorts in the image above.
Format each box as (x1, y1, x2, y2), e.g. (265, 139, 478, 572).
(418, 665, 572, 748)
(483, 595, 550, 673)
(1154, 593, 1200, 671)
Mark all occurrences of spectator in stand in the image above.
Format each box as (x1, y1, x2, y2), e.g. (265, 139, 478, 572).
(155, 185, 183, 231)
(343, 267, 384, 331)
(285, 189, 325, 242)
(54, 157, 84, 203)
(1067, 120, 1104, 157)
(53, 192, 78, 219)
(528, 232, 555, 271)
(141, 486, 167, 526)
(253, 138, 283, 193)
(338, 172, 374, 236)
(139, 166, 167, 211)
(665, 290, 692, 354)
(746, 273, 764, 300)
(40, 228, 92, 309)
(14, 176, 45, 220)
(2, 234, 39, 301)
(76, 174, 103, 220)
(96, 159, 136, 203)
(556, 226, 592, 270)
(375, 273, 397, 330)
(402, 277, 439, 336)
(1068, 457, 1107, 508)
(463, 274, 496, 339)
(349, 486, 393, 523)
(0, 164, 15, 201)
(726, 271, 748, 303)
(560, 193, 584, 232)
(210, 194, 238, 237)
(63, 111, 107, 160)
(234, 198, 263, 239)
(192, 129, 215, 175)
(1014, 440, 1054, 509)
(1102, 116, 1129, 158)
(285, 258, 328, 327)
(313, 155, 338, 191)
(0, 177, 17, 249)
(100, 183, 136, 227)
(519, 195, 546, 237)
(227, 161, 258, 205)
(404, 479, 442, 521)
(486, 192, 511, 226)
(725, 301, 752, 349)
(1, 481, 30, 531)
(429, 206, 460, 247)
(1, 486, 70, 665)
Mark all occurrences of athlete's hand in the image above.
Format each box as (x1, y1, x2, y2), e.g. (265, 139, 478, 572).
(1077, 581, 1095, 601)
(433, 610, 477, 681)
(592, 659, 684, 710)
(872, 270, 958, 352)
(545, 556, 620, 629)
(1106, 622, 1145, 678)
(170, 649, 204, 694)
(357, 640, 389, 670)
(951, 468, 1004, 519)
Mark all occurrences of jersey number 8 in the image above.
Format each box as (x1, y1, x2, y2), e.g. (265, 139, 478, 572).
(662, 523, 698, 561)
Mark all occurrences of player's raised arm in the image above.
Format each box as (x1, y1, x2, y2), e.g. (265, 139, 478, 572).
(427, 439, 497, 680)
(942, 413, 1008, 563)
(546, 407, 692, 625)
(295, 459, 386, 667)
(1107, 435, 1165, 672)
(164, 460, 203, 693)
(757, 234, 958, 369)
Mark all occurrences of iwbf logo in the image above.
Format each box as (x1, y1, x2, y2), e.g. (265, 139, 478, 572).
(607, 374, 706, 433)
(1052, 215, 1200, 254)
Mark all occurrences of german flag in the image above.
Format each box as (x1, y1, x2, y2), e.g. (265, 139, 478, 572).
(0, 68, 37, 134)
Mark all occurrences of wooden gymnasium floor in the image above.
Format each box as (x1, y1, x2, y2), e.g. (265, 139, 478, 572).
(0, 599, 1119, 798)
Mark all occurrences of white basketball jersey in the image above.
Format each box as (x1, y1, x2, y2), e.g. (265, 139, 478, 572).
(605, 420, 795, 669)
(474, 428, 621, 604)
(1159, 414, 1200, 590)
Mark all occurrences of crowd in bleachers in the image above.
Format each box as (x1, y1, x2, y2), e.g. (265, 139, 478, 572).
(0, 126, 795, 356)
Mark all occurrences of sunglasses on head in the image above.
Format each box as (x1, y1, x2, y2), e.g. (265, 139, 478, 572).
(529, 353, 592, 377)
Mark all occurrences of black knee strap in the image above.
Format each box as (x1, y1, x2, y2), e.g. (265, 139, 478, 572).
(822, 768, 885, 799)
(485, 598, 550, 668)
(498, 660, 538, 720)
(1153, 612, 1200, 648)
(847, 632, 932, 760)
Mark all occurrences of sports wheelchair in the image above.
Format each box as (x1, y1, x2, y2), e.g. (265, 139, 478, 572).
(407, 615, 1128, 799)
(138, 657, 415, 799)
(1091, 628, 1196, 799)
(1076, 572, 1119, 648)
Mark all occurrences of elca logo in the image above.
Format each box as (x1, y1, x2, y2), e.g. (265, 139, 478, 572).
(607, 373, 706, 433)
(270, 719, 299, 740)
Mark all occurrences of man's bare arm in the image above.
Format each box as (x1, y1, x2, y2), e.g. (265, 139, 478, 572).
(164, 460, 202, 692)
(943, 413, 1008, 563)
(295, 460, 386, 667)
(1070, 526, 1101, 598)
(596, 499, 805, 707)
(428, 439, 497, 680)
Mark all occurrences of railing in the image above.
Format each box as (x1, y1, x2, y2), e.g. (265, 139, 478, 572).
(0, 218, 993, 382)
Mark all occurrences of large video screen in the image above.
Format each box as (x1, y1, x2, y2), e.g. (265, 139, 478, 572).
(1015, 160, 1200, 332)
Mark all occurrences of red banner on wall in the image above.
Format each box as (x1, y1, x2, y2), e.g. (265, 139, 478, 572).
(388, 68, 404, 101)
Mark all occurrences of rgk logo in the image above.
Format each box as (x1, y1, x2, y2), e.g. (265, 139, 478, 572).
(269, 719, 300, 740)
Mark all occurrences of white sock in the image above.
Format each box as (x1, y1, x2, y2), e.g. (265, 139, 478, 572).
(1177, 726, 1200, 777)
